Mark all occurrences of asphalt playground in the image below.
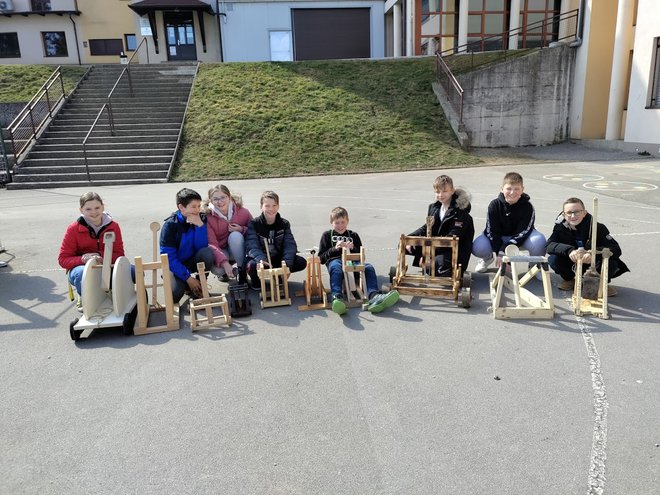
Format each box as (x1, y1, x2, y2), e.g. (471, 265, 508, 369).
(1, 144, 659, 494)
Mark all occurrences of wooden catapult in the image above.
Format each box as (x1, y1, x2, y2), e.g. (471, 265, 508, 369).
(257, 239, 291, 308)
(489, 245, 554, 319)
(342, 247, 368, 308)
(297, 248, 329, 311)
(133, 222, 179, 335)
(572, 198, 611, 319)
(189, 261, 232, 330)
(390, 216, 471, 307)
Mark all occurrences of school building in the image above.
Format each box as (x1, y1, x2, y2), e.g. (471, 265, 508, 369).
(1, 0, 658, 149)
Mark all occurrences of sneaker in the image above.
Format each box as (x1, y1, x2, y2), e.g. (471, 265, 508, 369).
(367, 290, 400, 314)
(0, 260, 7, 268)
(557, 279, 575, 291)
(75, 296, 83, 313)
(607, 285, 618, 297)
(475, 256, 494, 273)
(331, 295, 347, 315)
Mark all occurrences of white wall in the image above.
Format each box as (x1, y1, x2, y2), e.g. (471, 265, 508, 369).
(220, 1, 385, 62)
(624, 0, 660, 146)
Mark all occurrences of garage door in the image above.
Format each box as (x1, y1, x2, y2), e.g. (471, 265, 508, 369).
(292, 8, 370, 61)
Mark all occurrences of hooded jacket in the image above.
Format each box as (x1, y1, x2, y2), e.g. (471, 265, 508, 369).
(546, 212, 630, 277)
(483, 192, 536, 253)
(206, 202, 253, 266)
(58, 213, 125, 271)
(160, 211, 209, 282)
(245, 213, 298, 266)
(409, 187, 475, 273)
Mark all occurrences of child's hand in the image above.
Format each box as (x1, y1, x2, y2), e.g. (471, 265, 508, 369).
(228, 223, 242, 232)
(186, 214, 203, 227)
(81, 253, 101, 263)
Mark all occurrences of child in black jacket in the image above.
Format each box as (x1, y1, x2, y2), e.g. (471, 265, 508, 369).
(546, 197, 629, 295)
(245, 190, 306, 289)
(318, 207, 399, 316)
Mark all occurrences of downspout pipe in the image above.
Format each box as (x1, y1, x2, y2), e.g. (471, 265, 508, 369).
(570, 0, 586, 48)
(69, 14, 82, 65)
(216, 0, 225, 62)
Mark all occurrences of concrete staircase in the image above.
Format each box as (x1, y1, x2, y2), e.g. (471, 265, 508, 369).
(7, 64, 197, 190)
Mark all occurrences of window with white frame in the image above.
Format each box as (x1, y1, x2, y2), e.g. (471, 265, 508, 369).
(269, 31, 292, 61)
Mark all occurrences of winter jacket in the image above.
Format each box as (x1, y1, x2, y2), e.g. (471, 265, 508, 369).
(245, 213, 298, 266)
(58, 214, 125, 271)
(483, 192, 536, 254)
(160, 211, 209, 282)
(546, 212, 630, 277)
(318, 229, 364, 265)
(409, 188, 475, 273)
(206, 202, 253, 266)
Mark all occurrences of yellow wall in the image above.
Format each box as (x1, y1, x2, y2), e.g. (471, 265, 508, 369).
(77, 0, 137, 64)
(579, 0, 618, 138)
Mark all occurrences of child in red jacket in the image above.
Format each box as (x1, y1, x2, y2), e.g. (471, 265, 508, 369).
(58, 192, 127, 309)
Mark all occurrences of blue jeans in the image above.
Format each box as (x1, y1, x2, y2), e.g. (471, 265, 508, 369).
(327, 258, 379, 299)
(472, 229, 546, 258)
(69, 263, 136, 296)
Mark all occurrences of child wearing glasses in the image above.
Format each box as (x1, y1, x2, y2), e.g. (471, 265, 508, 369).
(245, 190, 307, 290)
(205, 184, 253, 282)
(546, 197, 629, 295)
(472, 171, 546, 272)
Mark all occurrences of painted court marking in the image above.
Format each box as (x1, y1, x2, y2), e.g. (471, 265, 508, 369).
(583, 181, 657, 192)
(543, 174, 604, 182)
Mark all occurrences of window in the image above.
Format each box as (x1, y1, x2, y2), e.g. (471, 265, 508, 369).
(42, 31, 67, 57)
(0, 32, 20, 58)
(89, 38, 123, 56)
(650, 37, 660, 108)
(125, 33, 137, 51)
(31, 0, 51, 11)
(269, 31, 292, 61)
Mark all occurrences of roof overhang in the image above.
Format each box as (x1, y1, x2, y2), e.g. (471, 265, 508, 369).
(128, 0, 213, 16)
(2, 10, 81, 17)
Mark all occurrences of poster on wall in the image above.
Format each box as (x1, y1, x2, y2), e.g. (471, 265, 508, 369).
(140, 18, 152, 36)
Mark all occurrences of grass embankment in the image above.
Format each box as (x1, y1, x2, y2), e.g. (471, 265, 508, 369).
(0, 65, 88, 103)
(176, 58, 479, 180)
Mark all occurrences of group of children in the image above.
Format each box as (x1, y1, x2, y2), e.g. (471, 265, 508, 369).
(58, 171, 629, 316)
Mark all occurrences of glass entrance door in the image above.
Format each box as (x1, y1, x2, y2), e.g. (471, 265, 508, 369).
(164, 12, 197, 61)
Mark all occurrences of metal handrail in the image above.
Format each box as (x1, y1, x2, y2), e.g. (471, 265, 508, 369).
(7, 66, 67, 161)
(435, 8, 579, 127)
(81, 37, 149, 179)
(82, 104, 115, 183)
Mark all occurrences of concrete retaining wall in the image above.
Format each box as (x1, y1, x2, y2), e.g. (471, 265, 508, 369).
(457, 45, 575, 148)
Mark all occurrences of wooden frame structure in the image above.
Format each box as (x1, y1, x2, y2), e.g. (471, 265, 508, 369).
(134, 254, 179, 335)
(297, 249, 328, 311)
(573, 248, 611, 319)
(390, 232, 471, 307)
(489, 245, 554, 320)
(342, 247, 368, 308)
(257, 260, 291, 308)
(189, 262, 232, 330)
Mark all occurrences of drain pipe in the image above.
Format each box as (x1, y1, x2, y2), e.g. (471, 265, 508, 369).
(69, 14, 82, 65)
(570, 0, 586, 48)
(215, 0, 225, 62)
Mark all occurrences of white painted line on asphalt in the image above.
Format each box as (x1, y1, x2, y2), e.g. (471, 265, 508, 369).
(572, 307, 608, 495)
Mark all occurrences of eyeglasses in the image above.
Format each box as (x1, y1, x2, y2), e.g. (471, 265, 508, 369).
(211, 195, 229, 203)
(563, 210, 584, 217)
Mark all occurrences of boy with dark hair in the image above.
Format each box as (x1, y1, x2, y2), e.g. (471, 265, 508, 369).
(546, 197, 629, 296)
(245, 190, 307, 289)
(407, 174, 475, 276)
(318, 206, 399, 315)
(472, 171, 546, 272)
(160, 188, 214, 302)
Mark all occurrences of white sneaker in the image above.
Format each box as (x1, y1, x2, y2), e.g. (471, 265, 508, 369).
(475, 256, 494, 273)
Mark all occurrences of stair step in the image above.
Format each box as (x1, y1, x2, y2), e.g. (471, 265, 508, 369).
(32, 141, 177, 151)
(7, 178, 169, 190)
(13, 170, 169, 182)
(16, 163, 170, 174)
(21, 155, 172, 166)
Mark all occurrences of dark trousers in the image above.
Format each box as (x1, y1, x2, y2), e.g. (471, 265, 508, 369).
(171, 247, 214, 302)
(548, 254, 620, 283)
(246, 255, 307, 286)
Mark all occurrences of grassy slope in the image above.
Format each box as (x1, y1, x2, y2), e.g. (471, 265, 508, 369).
(0, 65, 88, 102)
(176, 58, 479, 180)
